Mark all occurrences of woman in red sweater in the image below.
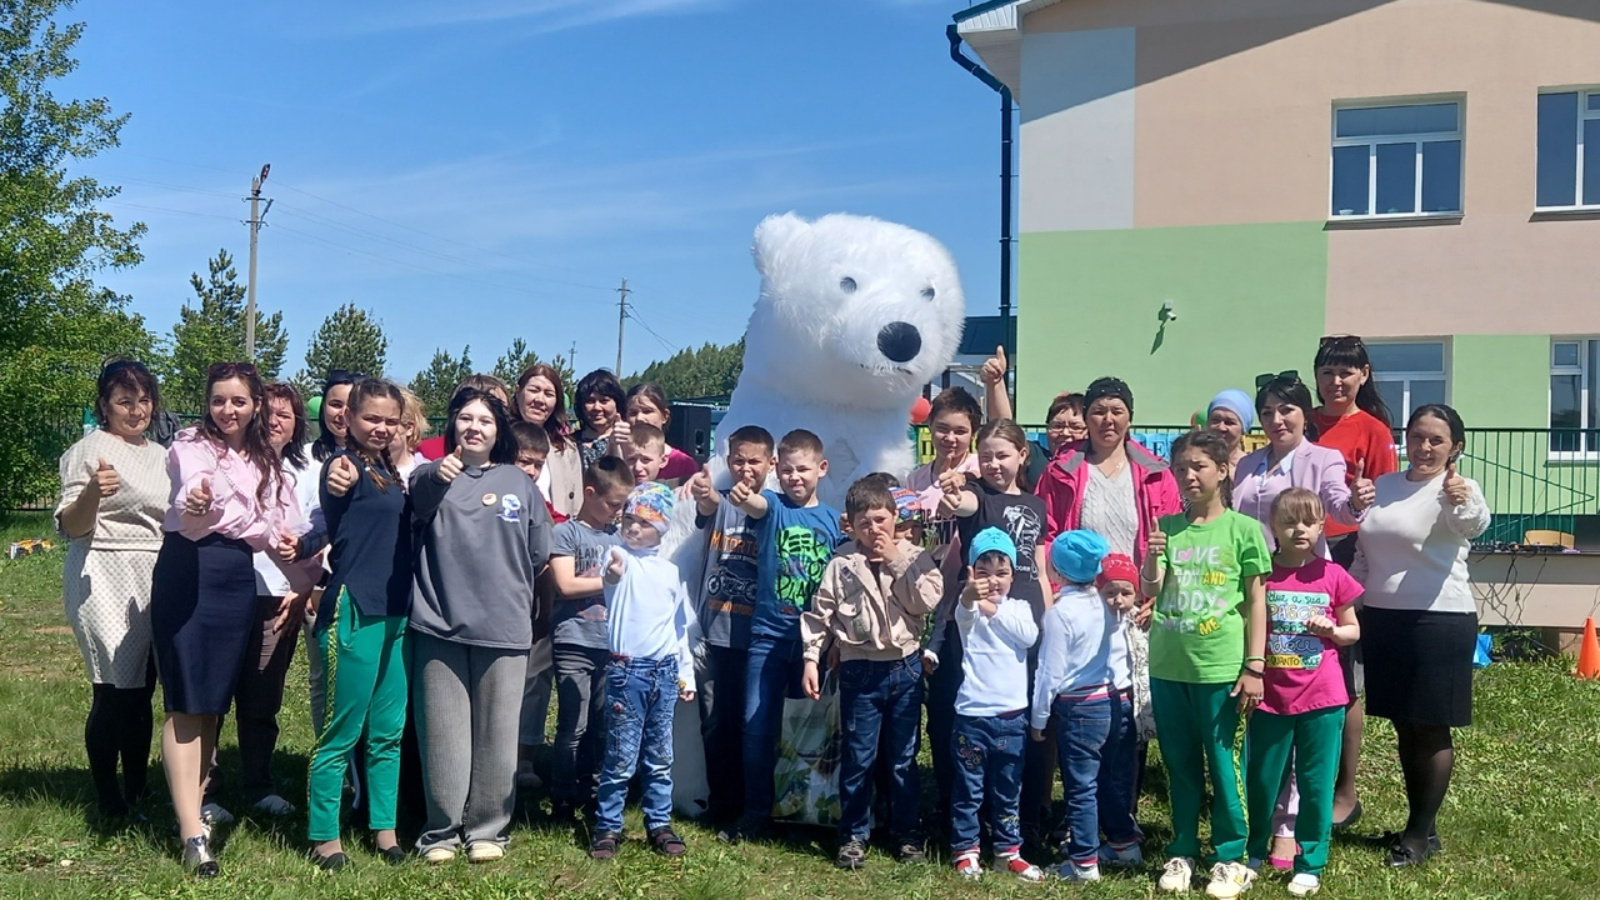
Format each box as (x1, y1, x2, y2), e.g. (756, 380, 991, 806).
(1311, 334, 1399, 831)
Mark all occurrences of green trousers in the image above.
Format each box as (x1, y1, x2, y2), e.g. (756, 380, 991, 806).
(1246, 705, 1344, 876)
(1151, 678, 1247, 863)
(307, 588, 409, 842)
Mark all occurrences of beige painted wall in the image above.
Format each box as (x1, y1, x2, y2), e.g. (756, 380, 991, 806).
(1020, 0, 1600, 335)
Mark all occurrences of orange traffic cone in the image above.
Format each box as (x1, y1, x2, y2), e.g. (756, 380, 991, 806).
(1577, 618, 1600, 680)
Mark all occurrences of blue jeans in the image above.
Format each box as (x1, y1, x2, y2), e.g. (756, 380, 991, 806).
(838, 654, 924, 843)
(949, 711, 1026, 855)
(741, 636, 802, 819)
(1097, 691, 1143, 847)
(594, 657, 678, 834)
(1054, 694, 1112, 865)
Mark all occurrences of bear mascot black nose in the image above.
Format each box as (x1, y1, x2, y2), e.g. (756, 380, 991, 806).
(877, 321, 922, 364)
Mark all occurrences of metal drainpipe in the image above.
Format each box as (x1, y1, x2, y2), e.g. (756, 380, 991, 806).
(946, 23, 1016, 410)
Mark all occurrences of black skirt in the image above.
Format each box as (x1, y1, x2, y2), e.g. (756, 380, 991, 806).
(150, 531, 257, 715)
(1359, 605, 1476, 727)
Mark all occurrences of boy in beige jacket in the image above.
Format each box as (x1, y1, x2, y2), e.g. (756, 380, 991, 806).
(800, 478, 943, 870)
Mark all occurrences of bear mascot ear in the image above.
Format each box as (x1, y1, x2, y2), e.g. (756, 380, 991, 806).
(751, 212, 810, 280)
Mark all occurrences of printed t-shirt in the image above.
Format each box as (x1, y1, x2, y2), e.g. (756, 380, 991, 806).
(956, 480, 1048, 618)
(1149, 510, 1272, 684)
(751, 489, 843, 642)
(550, 519, 621, 649)
(1260, 559, 1363, 716)
(698, 499, 760, 650)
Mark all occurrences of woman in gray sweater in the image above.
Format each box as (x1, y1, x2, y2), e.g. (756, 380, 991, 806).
(410, 389, 553, 864)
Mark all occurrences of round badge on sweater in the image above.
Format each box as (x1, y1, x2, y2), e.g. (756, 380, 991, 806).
(482, 493, 497, 506)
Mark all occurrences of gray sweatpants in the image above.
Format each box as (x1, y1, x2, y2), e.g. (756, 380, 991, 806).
(412, 632, 528, 851)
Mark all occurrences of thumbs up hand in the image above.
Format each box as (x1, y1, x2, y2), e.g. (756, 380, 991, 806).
(89, 459, 120, 498)
(326, 456, 359, 497)
(1350, 458, 1376, 511)
(437, 447, 465, 484)
(689, 464, 719, 514)
(605, 546, 627, 583)
(1442, 461, 1469, 508)
(728, 480, 753, 508)
(185, 477, 213, 516)
(610, 418, 632, 450)
(980, 345, 1008, 387)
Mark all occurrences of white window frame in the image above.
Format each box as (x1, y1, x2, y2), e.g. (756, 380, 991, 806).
(1549, 339, 1597, 461)
(1330, 98, 1465, 220)
(1535, 88, 1600, 212)
(1368, 340, 1449, 427)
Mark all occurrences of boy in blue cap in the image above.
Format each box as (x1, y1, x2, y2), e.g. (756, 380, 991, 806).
(1032, 529, 1127, 882)
(949, 527, 1043, 881)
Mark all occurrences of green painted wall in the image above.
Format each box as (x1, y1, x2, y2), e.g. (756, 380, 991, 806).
(1451, 334, 1549, 429)
(1015, 223, 1328, 425)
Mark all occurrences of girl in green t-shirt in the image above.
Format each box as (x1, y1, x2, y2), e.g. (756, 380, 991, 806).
(1139, 431, 1270, 898)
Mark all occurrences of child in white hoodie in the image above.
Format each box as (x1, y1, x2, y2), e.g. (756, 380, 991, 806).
(949, 528, 1042, 882)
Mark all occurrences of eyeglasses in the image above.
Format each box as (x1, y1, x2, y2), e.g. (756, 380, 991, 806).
(1256, 370, 1301, 391)
(99, 359, 149, 380)
(208, 362, 259, 378)
(1320, 334, 1363, 348)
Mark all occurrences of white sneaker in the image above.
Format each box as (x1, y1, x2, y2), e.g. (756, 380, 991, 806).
(1099, 841, 1145, 869)
(252, 794, 296, 816)
(422, 847, 456, 865)
(995, 853, 1045, 882)
(1287, 874, 1321, 897)
(1205, 861, 1256, 899)
(953, 853, 982, 880)
(1159, 856, 1196, 893)
(199, 802, 235, 827)
(1054, 860, 1101, 882)
(467, 842, 505, 863)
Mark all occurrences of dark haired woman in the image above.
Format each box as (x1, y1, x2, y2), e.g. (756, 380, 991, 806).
(410, 387, 551, 863)
(151, 363, 321, 876)
(573, 368, 626, 470)
(202, 382, 312, 820)
(56, 359, 170, 822)
(1310, 336, 1399, 829)
(514, 363, 582, 518)
(1352, 405, 1488, 868)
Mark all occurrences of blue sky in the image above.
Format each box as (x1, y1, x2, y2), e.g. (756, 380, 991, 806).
(64, 0, 1003, 383)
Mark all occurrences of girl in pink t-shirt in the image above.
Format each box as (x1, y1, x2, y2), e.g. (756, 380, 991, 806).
(1245, 488, 1361, 897)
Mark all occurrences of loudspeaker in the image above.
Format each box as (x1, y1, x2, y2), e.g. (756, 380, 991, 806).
(667, 404, 713, 463)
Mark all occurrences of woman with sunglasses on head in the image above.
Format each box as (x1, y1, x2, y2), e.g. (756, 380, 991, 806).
(56, 358, 171, 824)
(1310, 335, 1398, 830)
(1351, 404, 1488, 868)
(151, 362, 321, 877)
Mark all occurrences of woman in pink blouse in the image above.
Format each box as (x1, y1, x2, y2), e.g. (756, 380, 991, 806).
(150, 363, 320, 877)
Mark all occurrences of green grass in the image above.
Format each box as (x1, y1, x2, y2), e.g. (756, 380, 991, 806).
(3, 509, 1600, 898)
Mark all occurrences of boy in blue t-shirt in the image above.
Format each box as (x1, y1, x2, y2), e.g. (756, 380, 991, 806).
(716, 428, 843, 843)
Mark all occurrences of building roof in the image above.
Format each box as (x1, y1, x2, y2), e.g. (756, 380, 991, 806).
(952, 1, 1063, 100)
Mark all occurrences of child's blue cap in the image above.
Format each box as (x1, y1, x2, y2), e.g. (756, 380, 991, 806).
(967, 527, 1017, 567)
(1050, 530, 1110, 584)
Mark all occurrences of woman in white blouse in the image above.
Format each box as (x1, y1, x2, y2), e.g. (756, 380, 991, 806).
(1352, 404, 1490, 869)
(56, 359, 171, 823)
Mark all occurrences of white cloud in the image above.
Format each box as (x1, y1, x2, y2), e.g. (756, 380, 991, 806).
(332, 0, 727, 36)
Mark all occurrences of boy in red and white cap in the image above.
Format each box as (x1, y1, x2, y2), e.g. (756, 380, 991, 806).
(1094, 553, 1147, 871)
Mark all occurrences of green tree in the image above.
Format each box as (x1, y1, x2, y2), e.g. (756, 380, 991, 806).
(0, 0, 157, 507)
(164, 248, 289, 412)
(492, 337, 574, 396)
(295, 303, 388, 395)
(627, 337, 745, 402)
(409, 346, 472, 418)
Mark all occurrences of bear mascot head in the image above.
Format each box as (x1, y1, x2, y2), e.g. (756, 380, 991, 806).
(715, 212, 966, 509)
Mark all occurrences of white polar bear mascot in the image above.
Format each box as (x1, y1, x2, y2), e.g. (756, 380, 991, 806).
(714, 211, 966, 508)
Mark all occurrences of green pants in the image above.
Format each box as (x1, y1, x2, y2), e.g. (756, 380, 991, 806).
(1151, 678, 1247, 863)
(1246, 706, 1344, 876)
(307, 588, 409, 842)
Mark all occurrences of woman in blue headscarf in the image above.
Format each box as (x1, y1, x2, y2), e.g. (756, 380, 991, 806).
(1206, 389, 1256, 468)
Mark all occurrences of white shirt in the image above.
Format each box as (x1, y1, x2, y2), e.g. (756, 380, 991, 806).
(1031, 584, 1129, 731)
(1352, 471, 1490, 614)
(953, 596, 1038, 718)
(604, 547, 697, 694)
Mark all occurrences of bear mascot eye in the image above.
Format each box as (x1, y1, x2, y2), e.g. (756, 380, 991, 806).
(921, 286, 936, 301)
(839, 276, 857, 294)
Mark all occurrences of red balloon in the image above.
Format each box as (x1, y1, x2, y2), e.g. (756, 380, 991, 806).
(910, 396, 932, 425)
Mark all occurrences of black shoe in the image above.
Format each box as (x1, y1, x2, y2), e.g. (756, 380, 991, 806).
(1332, 800, 1363, 831)
(835, 838, 867, 870)
(310, 850, 351, 872)
(716, 814, 774, 845)
(894, 839, 927, 864)
(1387, 839, 1434, 868)
(379, 845, 407, 866)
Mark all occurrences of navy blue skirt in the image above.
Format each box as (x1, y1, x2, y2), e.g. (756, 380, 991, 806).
(150, 531, 256, 715)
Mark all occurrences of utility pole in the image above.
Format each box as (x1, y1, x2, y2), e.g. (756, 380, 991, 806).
(244, 163, 272, 361)
(615, 279, 630, 375)
(569, 341, 578, 379)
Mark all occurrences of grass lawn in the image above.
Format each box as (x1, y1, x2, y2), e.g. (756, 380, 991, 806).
(2, 510, 1599, 899)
